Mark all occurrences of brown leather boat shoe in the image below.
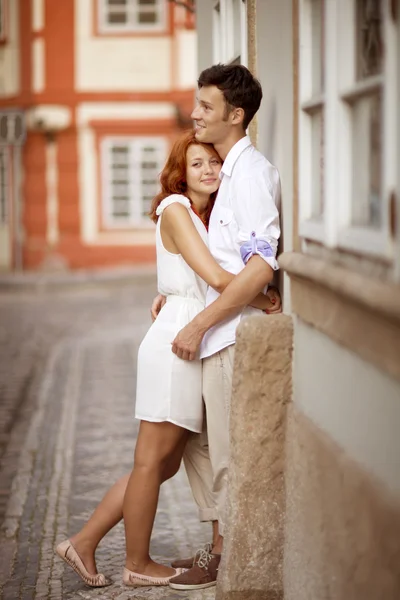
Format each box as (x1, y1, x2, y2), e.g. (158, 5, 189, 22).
(171, 542, 213, 569)
(169, 548, 220, 590)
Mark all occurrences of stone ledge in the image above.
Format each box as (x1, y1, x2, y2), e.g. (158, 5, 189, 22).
(279, 251, 400, 381)
(279, 251, 400, 324)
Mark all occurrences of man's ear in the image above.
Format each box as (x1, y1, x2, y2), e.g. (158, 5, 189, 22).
(231, 107, 245, 126)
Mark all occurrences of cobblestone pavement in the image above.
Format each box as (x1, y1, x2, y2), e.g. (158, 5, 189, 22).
(0, 276, 215, 600)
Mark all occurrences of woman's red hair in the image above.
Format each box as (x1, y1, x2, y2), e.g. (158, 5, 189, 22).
(149, 130, 222, 225)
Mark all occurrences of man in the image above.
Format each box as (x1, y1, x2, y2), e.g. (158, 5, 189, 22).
(154, 64, 281, 591)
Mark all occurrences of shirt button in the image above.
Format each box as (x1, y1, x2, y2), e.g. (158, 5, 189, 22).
(220, 219, 223, 224)
(251, 231, 256, 237)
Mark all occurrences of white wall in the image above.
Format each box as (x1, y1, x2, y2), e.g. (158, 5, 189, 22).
(175, 29, 197, 89)
(294, 318, 400, 495)
(256, 0, 294, 312)
(0, 0, 20, 97)
(75, 0, 172, 92)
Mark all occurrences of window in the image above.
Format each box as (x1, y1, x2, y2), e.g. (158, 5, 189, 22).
(344, 0, 383, 230)
(102, 137, 166, 228)
(213, 2, 222, 63)
(299, 0, 325, 241)
(0, 111, 25, 145)
(98, 0, 166, 33)
(0, 0, 6, 41)
(299, 0, 398, 258)
(0, 148, 8, 225)
(212, 0, 247, 65)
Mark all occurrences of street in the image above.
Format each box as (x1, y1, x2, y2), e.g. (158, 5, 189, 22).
(0, 275, 214, 600)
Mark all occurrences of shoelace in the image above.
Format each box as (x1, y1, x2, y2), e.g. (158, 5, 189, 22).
(191, 542, 212, 567)
(194, 547, 214, 570)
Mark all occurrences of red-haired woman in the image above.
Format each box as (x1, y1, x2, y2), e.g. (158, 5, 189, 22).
(56, 131, 277, 588)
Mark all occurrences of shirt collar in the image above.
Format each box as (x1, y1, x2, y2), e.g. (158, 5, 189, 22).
(220, 135, 252, 179)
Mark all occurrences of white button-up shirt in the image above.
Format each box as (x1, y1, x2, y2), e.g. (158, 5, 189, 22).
(200, 136, 281, 359)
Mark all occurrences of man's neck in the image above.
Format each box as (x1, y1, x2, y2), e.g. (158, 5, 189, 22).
(214, 131, 247, 161)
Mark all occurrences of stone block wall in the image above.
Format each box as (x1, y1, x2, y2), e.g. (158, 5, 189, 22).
(216, 314, 293, 600)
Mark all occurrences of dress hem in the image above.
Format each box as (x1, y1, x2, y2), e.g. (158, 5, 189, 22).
(135, 414, 202, 434)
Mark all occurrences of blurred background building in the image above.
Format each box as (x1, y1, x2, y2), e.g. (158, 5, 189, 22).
(0, 0, 196, 271)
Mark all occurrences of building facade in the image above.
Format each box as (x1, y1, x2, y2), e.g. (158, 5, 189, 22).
(0, 0, 196, 270)
(196, 1, 400, 598)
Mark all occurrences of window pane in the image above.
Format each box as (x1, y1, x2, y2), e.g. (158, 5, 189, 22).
(0, 1, 3, 38)
(112, 197, 130, 217)
(107, 0, 127, 5)
(232, 0, 242, 60)
(0, 149, 8, 224)
(140, 145, 161, 216)
(111, 146, 129, 160)
(112, 182, 129, 194)
(356, 0, 383, 80)
(14, 115, 24, 141)
(311, 0, 325, 94)
(138, 0, 157, 5)
(311, 109, 324, 218)
(351, 92, 382, 228)
(0, 115, 8, 140)
(110, 145, 131, 219)
(138, 11, 157, 24)
(108, 12, 128, 24)
(213, 3, 222, 62)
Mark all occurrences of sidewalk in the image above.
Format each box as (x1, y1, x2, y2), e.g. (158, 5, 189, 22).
(0, 265, 157, 293)
(0, 281, 215, 600)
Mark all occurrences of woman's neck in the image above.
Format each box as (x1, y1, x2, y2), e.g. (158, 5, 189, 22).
(188, 191, 210, 219)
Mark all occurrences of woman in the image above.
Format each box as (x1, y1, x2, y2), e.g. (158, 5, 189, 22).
(56, 131, 279, 588)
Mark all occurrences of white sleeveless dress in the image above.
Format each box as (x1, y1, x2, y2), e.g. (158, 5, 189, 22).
(135, 194, 208, 433)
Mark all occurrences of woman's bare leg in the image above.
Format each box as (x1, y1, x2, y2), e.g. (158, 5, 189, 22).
(123, 420, 188, 578)
(69, 431, 187, 575)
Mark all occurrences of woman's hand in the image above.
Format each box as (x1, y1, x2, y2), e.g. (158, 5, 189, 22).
(151, 294, 166, 322)
(264, 286, 282, 314)
(250, 285, 282, 313)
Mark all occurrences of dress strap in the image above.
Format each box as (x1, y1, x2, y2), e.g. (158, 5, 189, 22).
(156, 194, 191, 216)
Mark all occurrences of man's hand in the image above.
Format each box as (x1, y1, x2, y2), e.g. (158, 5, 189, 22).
(172, 321, 205, 361)
(151, 294, 166, 322)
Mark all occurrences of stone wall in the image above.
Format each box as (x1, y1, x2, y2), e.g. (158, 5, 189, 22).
(284, 405, 400, 600)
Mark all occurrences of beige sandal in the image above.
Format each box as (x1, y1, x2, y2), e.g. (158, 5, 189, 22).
(123, 566, 185, 587)
(56, 539, 112, 588)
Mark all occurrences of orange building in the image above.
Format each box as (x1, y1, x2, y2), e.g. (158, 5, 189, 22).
(0, 0, 196, 271)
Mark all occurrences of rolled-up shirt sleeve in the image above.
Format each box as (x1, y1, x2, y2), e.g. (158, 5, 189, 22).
(232, 164, 281, 271)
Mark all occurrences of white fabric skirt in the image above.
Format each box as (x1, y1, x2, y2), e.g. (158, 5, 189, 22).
(135, 296, 204, 433)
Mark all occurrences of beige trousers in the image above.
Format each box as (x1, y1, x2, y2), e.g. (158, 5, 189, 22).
(183, 345, 234, 535)
(183, 422, 217, 522)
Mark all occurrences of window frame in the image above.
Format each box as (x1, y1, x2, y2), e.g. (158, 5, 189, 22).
(298, 0, 398, 260)
(298, 0, 327, 244)
(0, 0, 7, 43)
(0, 146, 9, 226)
(212, 0, 247, 65)
(101, 136, 166, 229)
(98, 0, 167, 34)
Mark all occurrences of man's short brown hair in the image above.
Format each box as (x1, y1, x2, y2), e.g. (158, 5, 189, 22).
(198, 64, 262, 130)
